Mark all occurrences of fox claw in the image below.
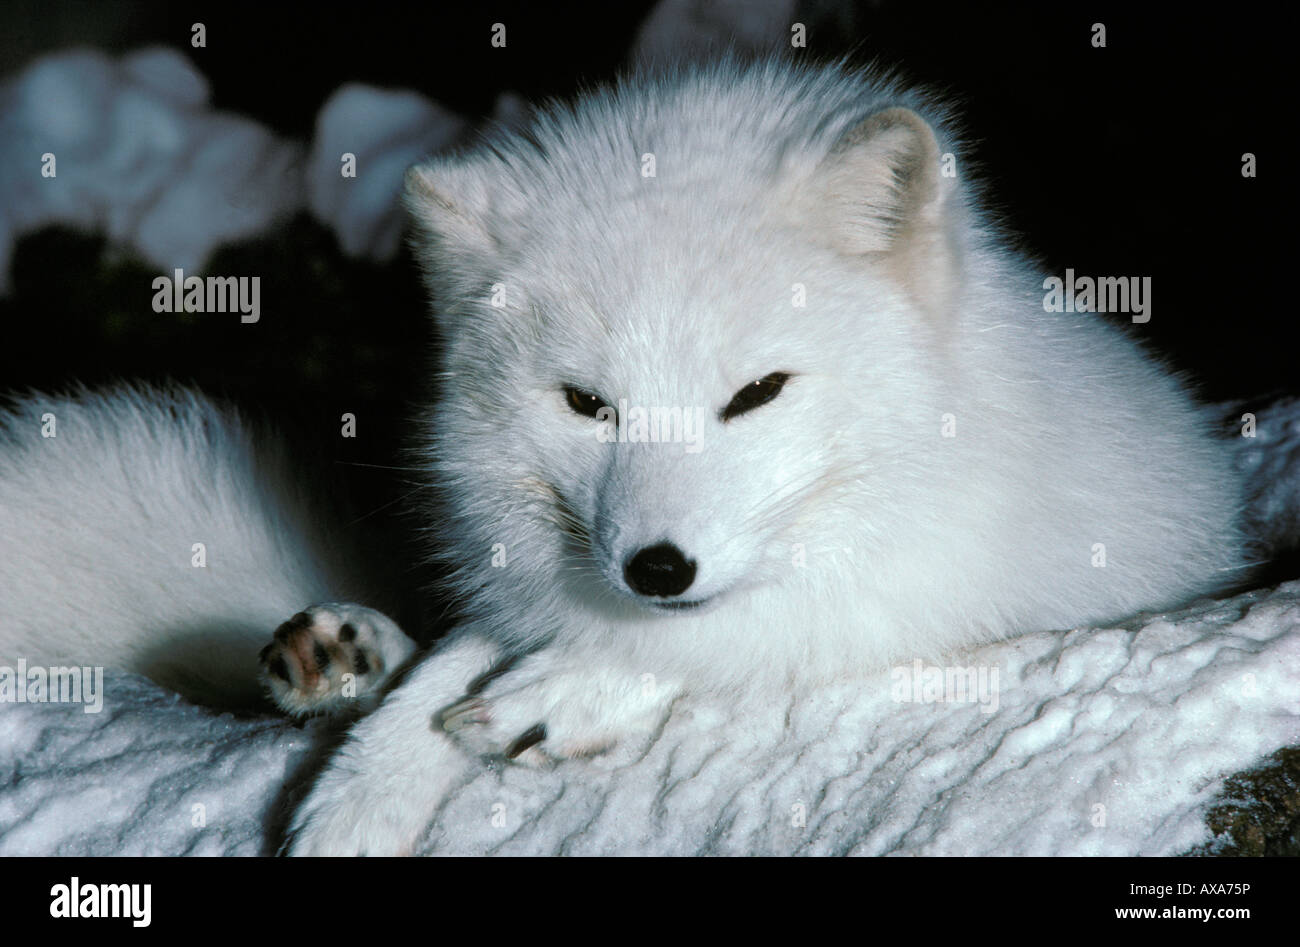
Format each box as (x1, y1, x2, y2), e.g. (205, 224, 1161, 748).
(440, 696, 491, 732)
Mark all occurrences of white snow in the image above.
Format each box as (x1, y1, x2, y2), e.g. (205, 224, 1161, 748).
(2, 580, 1296, 855)
(0, 47, 490, 285)
(306, 84, 466, 261)
(0, 673, 317, 856)
(0, 47, 303, 292)
(0, 0, 796, 287)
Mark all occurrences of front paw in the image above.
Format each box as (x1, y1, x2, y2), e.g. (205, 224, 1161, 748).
(439, 653, 679, 766)
(260, 603, 415, 716)
(284, 629, 502, 856)
(285, 766, 427, 857)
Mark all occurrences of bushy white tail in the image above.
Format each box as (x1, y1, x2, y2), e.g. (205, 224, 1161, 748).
(0, 386, 351, 709)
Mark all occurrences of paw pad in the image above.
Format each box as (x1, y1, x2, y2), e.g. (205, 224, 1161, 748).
(260, 604, 413, 716)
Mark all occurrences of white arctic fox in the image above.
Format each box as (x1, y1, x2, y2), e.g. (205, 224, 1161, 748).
(0, 59, 1251, 854)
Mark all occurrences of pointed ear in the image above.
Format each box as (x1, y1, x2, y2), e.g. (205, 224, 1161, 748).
(402, 159, 501, 261)
(814, 107, 947, 252)
(808, 107, 960, 316)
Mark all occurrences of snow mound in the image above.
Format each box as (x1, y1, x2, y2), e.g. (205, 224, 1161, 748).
(1, 0, 800, 285)
(0, 47, 303, 291)
(0, 673, 321, 856)
(3, 581, 1296, 856)
(0, 47, 524, 281)
(306, 84, 466, 261)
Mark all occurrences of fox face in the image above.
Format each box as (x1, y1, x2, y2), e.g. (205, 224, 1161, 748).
(404, 66, 961, 651)
(421, 234, 869, 623)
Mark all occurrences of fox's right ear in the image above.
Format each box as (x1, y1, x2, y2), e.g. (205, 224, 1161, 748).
(403, 160, 501, 259)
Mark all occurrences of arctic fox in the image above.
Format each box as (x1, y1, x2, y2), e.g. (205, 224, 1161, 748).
(0, 59, 1250, 855)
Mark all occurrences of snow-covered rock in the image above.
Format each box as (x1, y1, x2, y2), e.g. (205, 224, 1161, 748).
(3, 580, 1296, 856)
(1236, 396, 1300, 556)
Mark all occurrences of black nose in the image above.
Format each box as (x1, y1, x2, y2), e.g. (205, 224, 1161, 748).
(624, 542, 697, 597)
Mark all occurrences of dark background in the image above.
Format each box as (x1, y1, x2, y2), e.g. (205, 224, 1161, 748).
(0, 1, 1290, 630)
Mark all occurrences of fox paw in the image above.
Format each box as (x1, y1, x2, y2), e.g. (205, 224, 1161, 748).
(260, 603, 415, 716)
(439, 652, 678, 766)
(284, 766, 425, 856)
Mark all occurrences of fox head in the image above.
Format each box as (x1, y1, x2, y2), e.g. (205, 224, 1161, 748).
(403, 62, 965, 644)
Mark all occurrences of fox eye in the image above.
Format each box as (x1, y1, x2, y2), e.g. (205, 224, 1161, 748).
(563, 385, 610, 419)
(721, 372, 791, 422)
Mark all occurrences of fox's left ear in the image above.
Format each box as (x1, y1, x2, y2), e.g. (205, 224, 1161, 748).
(806, 107, 960, 318)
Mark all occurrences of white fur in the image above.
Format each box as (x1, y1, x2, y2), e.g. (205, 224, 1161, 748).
(0, 387, 350, 708)
(0, 60, 1252, 854)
